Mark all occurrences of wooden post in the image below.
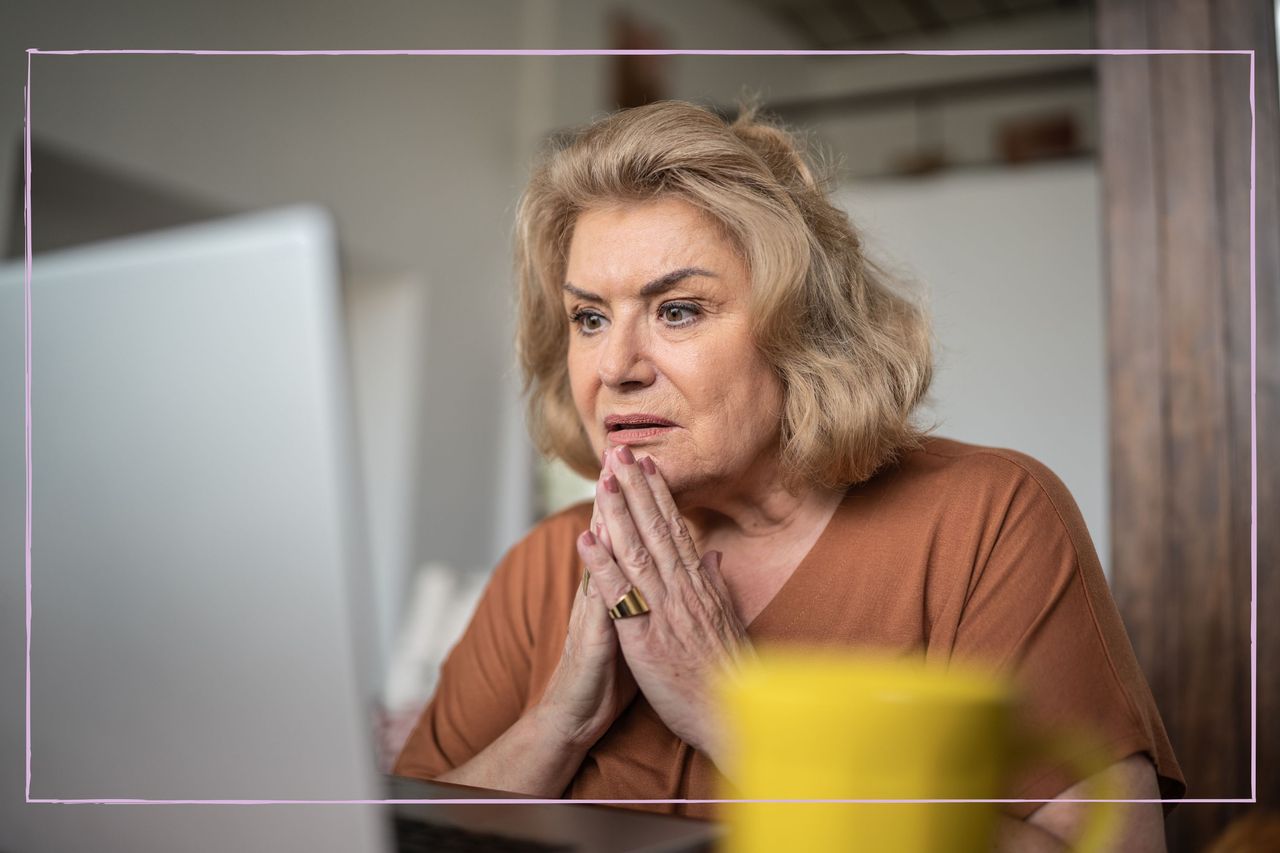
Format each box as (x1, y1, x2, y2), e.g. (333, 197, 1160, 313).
(1097, 1, 1278, 849)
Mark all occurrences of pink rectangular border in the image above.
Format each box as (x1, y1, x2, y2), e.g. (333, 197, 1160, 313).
(22, 47, 1258, 808)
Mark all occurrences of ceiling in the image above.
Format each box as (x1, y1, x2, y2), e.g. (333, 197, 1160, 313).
(742, 0, 1090, 49)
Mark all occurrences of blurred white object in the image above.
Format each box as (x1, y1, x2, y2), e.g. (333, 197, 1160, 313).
(342, 267, 429, 690)
(377, 563, 488, 769)
(537, 454, 595, 517)
(383, 563, 489, 713)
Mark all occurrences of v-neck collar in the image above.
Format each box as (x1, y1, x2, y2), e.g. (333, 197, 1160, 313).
(743, 485, 856, 635)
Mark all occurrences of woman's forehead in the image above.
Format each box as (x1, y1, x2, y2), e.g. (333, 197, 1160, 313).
(564, 199, 744, 295)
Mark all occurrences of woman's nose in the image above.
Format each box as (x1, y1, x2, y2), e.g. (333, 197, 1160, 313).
(598, 319, 656, 388)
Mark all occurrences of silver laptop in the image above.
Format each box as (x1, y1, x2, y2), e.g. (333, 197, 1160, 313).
(0, 208, 719, 852)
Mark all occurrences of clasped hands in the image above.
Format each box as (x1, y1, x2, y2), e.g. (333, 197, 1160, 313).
(539, 444, 754, 771)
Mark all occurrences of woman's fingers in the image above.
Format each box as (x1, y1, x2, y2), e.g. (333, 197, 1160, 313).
(602, 446, 682, 584)
(578, 514, 655, 634)
(572, 532, 617, 645)
(592, 509, 613, 556)
(637, 456, 701, 571)
(698, 549, 735, 605)
(596, 456, 667, 604)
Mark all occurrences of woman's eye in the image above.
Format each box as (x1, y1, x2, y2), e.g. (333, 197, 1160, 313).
(660, 303, 699, 326)
(570, 309, 606, 334)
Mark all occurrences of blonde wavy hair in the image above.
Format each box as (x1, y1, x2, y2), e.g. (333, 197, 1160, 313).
(515, 100, 934, 491)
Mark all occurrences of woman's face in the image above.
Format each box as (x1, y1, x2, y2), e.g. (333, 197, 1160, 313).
(563, 197, 784, 498)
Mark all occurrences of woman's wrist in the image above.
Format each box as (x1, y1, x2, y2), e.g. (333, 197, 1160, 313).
(528, 698, 605, 755)
(684, 715, 730, 778)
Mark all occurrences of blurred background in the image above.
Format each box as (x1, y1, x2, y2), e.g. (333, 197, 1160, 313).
(1, 1, 1275, 851)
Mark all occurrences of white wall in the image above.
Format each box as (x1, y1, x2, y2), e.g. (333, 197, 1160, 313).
(836, 161, 1110, 575)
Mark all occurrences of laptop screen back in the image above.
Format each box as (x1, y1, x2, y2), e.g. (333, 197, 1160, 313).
(1, 208, 387, 851)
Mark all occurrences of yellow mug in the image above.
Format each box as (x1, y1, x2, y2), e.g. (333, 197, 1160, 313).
(717, 650, 1118, 853)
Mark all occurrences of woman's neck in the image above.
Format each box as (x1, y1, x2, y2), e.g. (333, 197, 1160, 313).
(674, 456, 846, 557)
(671, 458, 845, 626)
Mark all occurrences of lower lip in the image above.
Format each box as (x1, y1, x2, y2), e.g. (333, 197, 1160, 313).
(606, 426, 676, 444)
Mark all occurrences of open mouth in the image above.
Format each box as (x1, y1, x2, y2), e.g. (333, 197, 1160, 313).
(608, 422, 671, 432)
(604, 415, 677, 433)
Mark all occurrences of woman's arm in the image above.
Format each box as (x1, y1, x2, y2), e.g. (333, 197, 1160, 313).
(402, 584, 633, 799)
(996, 754, 1166, 852)
(434, 541, 637, 797)
(433, 705, 590, 796)
(940, 453, 1183, 842)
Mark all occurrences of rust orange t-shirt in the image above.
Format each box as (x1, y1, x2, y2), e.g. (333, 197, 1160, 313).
(394, 437, 1185, 820)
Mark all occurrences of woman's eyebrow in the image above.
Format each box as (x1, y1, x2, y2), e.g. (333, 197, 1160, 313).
(562, 266, 717, 303)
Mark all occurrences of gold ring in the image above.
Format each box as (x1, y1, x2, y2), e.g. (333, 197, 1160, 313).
(581, 568, 590, 596)
(607, 587, 650, 619)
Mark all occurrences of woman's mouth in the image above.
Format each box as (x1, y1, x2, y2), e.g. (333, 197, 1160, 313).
(604, 414, 678, 444)
(606, 425, 676, 445)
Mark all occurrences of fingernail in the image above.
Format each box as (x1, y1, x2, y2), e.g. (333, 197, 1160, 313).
(601, 449, 608, 467)
(604, 474, 620, 493)
(639, 456, 656, 475)
(616, 445, 633, 465)
(707, 550, 723, 571)
(582, 529, 597, 546)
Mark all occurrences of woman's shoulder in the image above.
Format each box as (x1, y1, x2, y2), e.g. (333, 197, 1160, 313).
(499, 499, 594, 577)
(480, 501, 593, 618)
(534, 499, 595, 539)
(908, 434, 1057, 473)
(864, 436, 1097, 561)
(854, 436, 1088, 543)
(888, 436, 1077, 505)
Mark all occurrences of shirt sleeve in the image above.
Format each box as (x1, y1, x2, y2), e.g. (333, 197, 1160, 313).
(947, 452, 1185, 819)
(391, 541, 538, 781)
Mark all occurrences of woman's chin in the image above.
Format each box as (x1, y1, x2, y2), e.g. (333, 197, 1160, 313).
(664, 470, 717, 504)
(624, 449, 716, 500)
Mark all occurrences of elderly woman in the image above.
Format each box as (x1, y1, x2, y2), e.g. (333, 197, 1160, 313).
(394, 101, 1184, 848)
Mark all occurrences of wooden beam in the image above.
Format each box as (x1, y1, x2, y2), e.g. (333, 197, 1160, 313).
(1097, 0, 1277, 848)
(768, 64, 1094, 120)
